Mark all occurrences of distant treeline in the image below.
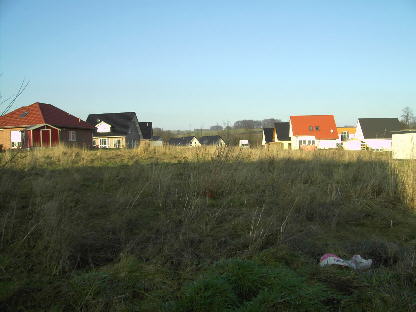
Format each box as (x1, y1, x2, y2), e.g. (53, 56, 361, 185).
(152, 118, 280, 146)
(212, 118, 281, 130)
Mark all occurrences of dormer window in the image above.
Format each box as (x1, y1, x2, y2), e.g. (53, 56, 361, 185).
(315, 126, 320, 131)
(19, 111, 29, 118)
(308, 126, 313, 131)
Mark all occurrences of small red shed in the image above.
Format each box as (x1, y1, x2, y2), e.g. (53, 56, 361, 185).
(25, 124, 60, 148)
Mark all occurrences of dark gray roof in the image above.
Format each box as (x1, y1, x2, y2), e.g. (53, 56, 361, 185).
(168, 136, 197, 146)
(199, 135, 224, 145)
(263, 128, 274, 143)
(275, 122, 290, 141)
(139, 122, 153, 139)
(359, 118, 403, 139)
(86, 112, 138, 137)
(391, 130, 416, 134)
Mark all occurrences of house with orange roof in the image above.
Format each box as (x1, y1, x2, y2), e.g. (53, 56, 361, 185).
(0, 102, 94, 150)
(289, 115, 339, 150)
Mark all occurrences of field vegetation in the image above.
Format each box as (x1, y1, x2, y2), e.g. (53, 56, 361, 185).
(0, 146, 415, 311)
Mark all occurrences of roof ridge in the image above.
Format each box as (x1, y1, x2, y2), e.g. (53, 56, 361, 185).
(35, 102, 47, 124)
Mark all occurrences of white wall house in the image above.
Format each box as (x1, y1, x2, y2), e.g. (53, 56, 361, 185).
(336, 127, 361, 150)
(168, 136, 201, 147)
(199, 136, 226, 146)
(355, 118, 403, 151)
(392, 131, 416, 159)
(189, 137, 201, 147)
(289, 115, 339, 150)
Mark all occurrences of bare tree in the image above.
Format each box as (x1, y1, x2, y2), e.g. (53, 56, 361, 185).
(0, 79, 30, 116)
(400, 107, 415, 129)
(0, 79, 29, 161)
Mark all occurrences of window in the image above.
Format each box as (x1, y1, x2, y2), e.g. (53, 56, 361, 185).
(308, 126, 313, 131)
(99, 138, 108, 148)
(69, 131, 77, 142)
(114, 139, 121, 148)
(315, 126, 320, 131)
(11, 131, 22, 149)
(341, 131, 349, 141)
(19, 111, 29, 118)
(312, 140, 315, 145)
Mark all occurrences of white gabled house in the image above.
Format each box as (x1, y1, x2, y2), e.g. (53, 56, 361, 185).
(355, 118, 403, 151)
(199, 135, 226, 146)
(289, 115, 339, 150)
(168, 136, 201, 147)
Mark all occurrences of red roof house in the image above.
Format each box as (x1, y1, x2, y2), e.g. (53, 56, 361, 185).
(289, 115, 339, 150)
(0, 102, 94, 150)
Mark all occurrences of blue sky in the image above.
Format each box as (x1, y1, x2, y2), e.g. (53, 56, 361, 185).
(1, 0, 415, 129)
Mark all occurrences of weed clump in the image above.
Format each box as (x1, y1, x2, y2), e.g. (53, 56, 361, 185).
(173, 259, 341, 312)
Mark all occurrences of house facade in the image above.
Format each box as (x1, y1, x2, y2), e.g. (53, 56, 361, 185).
(289, 115, 338, 150)
(199, 135, 226, 146)
(0, 102, 94, 150)
(355, 118, 403, 151)
(86, 113, 144, 148)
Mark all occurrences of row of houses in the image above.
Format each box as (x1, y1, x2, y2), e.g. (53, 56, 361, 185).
(0, 102, 227, 150)
(262, 115, 414, 154)
(0, 102, 157, 150)
(0, 103, 414, 159)
(168, 136, 226, 147)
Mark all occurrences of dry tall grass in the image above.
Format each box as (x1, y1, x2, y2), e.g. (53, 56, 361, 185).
(3, 145, 414, 209)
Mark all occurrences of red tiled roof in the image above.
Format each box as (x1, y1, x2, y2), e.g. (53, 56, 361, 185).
(0, 102, 94, 129)
(290, 115, 338, 140)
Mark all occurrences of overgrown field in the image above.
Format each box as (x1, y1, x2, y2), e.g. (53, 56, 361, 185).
(1, 146, 415, 311)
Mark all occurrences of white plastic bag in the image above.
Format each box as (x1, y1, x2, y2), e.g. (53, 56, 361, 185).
(320, 253, 372, 270)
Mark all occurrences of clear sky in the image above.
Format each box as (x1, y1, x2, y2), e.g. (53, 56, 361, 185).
(1, 0, 415, 129)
